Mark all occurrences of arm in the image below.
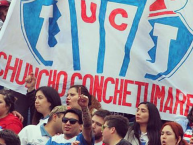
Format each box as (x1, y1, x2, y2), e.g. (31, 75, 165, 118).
(78, 88, 92, 144)
(25, 73, 36, 123)
(25, 72, 36, 92)
(12, 111, 24, 123)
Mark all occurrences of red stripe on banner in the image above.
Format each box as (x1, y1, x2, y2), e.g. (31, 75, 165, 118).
(149, 11, 175, 17)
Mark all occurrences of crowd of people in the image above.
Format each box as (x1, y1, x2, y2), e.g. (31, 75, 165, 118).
(0, 72, 193, 145)
(0, 0, 193, 145)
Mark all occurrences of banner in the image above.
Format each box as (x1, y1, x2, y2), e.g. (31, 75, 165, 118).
(0, 0, 193, 120)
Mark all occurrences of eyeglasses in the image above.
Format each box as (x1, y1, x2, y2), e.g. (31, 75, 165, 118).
(62, 117, 79, 124)
(101, 125, 109, 131)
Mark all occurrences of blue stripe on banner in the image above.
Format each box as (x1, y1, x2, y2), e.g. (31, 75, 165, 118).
(97, 0, 108, 74)
(96, 0, 147, 75)
(119, 0, 147, 76)
(68, 0, 81, 70)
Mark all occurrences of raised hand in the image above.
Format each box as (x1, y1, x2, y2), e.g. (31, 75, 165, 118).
(71, 141, 80, 145)
(78, 87, 89, 108)
(12, 111, 24, 122)
(25, 72, 36, 92)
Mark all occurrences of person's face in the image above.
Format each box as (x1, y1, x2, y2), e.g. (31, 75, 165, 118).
(161, 125, 180, 145)
(35, 90, 51, 117)
(0, 138, 6, 145)
(0, 94, 9, 117)
(62, 112, 82, 139)
(135, 104, 149, 125)
(66, 88, 80, 109)
(92, 115, 104, 140)
(102, 122, 112, 144)
(0, 6, 9, 22)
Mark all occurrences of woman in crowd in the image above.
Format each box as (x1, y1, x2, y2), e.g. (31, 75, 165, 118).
(0, 90, 23, 134)
(161, 122, 188, 145)
(32, 86, 62, 125)
(25, 73, 101, 124)
(126, 102, 162, 145)
(66, 84, 101, 114)
(175, 106, 193, 143)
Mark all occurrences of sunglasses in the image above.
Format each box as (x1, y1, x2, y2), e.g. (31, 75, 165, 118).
(101, 125, 109, 131)
(62, 117, 79, 124)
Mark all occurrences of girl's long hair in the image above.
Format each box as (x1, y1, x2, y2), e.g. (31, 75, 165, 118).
(128, 102, 162, 145)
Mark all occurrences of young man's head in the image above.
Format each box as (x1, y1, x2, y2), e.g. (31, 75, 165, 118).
(0, 0, 10, 22)
(0, 129, 20, 145)
(48, 105, 66, 134)
(92, 109, 111, 142)
(62, 108, 83, 139)
(102, 115, 129, 144)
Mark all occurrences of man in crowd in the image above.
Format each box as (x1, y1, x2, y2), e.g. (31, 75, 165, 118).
(46, 91, 93, 145)
(92, 109, 111, 145)
(19, 105, 66, 145)
(102, 115, 132, 145)
(0, 129, 20, 145)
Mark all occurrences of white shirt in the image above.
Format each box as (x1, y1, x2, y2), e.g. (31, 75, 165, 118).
(19, 124, 51, 145)
(95, 140, 103, 145)
(37, 117, 49, 126)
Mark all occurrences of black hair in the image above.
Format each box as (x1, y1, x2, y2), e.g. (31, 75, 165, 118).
(104, 115, 129, 138)
(129, 102, 162, 145)
(187, 107, 193, 123)
(93, 109, 111, 119)
(64, 108, 83, 124)
(32, 86, 62, 125)
(70, 85, 92, 106)
(0, 89, 17, 113)
(0, 129, 20, 145)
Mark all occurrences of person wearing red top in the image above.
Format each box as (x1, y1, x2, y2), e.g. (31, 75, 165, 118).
(0, 90, 23, 134)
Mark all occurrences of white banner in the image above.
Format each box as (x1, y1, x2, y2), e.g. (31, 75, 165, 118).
(0, 0, 193, 120)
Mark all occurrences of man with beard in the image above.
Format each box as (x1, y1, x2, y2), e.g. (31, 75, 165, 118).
(92, 109, 111, 145)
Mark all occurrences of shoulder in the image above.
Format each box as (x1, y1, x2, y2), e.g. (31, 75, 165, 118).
(117, 139, 132, 145)
(0, 113, 22, 127)
(125, 130, 139, 145)
(6, 113, 22, 122)
(49, 134, 66, 144)
(21, 125, 38, 131)
(19, 125, 39, 136)
(38, 117, 49, 126)
(76, 133, 95, 144)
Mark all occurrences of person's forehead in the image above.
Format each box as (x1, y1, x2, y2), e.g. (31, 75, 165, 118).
(138, 104, 148, 110)
(92, 115, 104, 123)
(0, 6, 8, 11)
(68, 88, 77, 93)
(65, 112, 79, 120)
